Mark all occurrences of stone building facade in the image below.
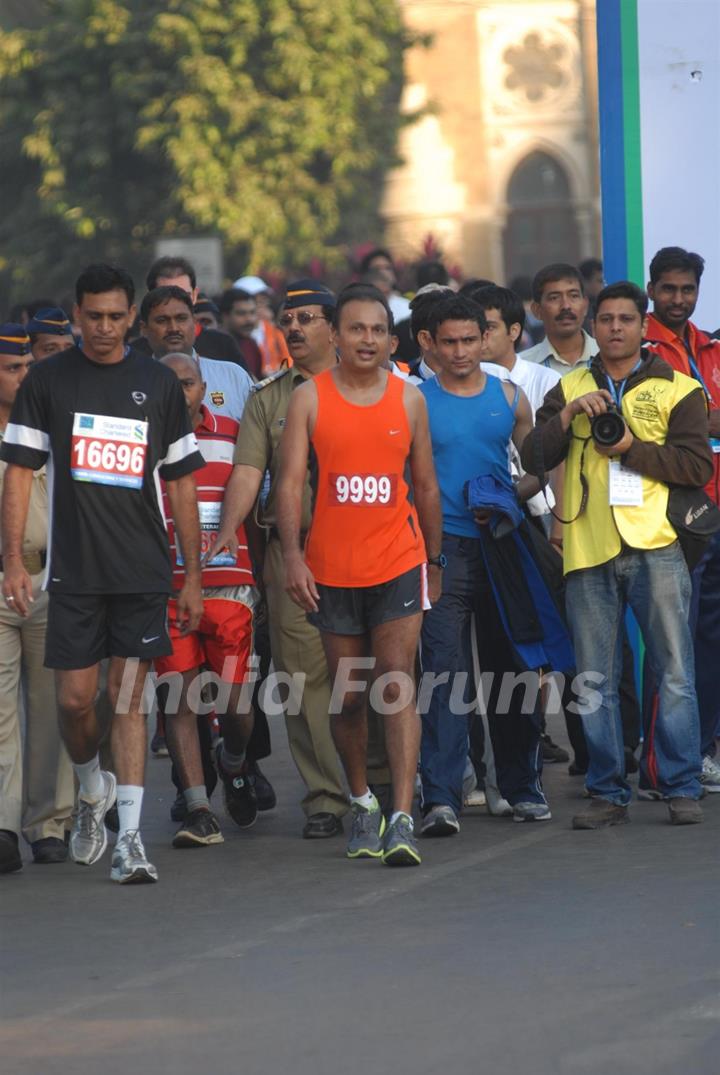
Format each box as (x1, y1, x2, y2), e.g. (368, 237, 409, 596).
(382, 0, 601, 282)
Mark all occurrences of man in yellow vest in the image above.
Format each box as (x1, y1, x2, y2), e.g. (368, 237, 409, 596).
(521, 282, 712, 829)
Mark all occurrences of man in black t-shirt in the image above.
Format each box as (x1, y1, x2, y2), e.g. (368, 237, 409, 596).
(0, 264, 204, 884)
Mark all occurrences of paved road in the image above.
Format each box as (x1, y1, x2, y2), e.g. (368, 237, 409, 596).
(2, 719, 718, 1075)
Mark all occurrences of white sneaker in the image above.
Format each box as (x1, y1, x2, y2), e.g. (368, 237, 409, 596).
(110, 830, 158, 884)
(485, 784, 513, 817)
(464, 788, 487, 808)
(69, 771, 117, 865)
(421, 804, 460, 837)
(700, 755, 720, 793)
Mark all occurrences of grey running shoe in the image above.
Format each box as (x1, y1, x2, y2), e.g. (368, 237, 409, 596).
(421, 804, 460, 837)
(347, 798, 385, 859)
(382, 814, 421, 867)
(110, 830, 158, 884)
(638, 787, 665, 801)
(69, 771, 117, 865)
(512, 801, 552, 823)
(172, 809, 224, 849)
(700, 755, 720, 793)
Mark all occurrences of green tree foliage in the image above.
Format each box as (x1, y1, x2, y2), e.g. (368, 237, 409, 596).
(0, 0, 407, 307)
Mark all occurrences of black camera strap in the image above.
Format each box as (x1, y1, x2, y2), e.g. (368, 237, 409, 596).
(533, 426, 590, 525)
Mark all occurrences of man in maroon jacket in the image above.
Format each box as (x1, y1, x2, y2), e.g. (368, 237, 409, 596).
(645, 246, 720, 792)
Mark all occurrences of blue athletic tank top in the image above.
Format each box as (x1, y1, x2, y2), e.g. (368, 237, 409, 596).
(420, 373, 517, 538)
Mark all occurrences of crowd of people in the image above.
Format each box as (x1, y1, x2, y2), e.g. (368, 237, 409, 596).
(0, 243, 718, 882)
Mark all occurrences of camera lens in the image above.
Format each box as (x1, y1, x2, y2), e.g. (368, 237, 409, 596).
(591, 409, 626, 447)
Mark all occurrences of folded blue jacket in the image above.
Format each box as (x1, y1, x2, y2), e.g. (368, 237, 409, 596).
(463, 474, 524, 538)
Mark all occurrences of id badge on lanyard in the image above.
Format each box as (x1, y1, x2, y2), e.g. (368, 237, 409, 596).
(686, 354, 720, 452)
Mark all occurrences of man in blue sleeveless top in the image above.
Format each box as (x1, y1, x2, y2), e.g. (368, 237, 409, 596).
(418, 295, 555, 834)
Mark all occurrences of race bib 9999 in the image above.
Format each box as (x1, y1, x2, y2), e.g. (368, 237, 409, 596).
(328, 472, 397, 507)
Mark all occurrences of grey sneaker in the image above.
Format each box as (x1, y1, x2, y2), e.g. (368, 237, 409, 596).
(382, 814, 421, 867)
(638, 787, 665, 801)
(421, 804, 460, 837)
(700, 755, 720, 793)
(110, 830, 158, 884)
(69, 771, 117, 865)
(512, 801, 552, 823)
(347, 798, 385, 859)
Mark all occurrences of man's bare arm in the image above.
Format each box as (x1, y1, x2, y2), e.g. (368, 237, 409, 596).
(1, 465, 35, 615)
(165, 473, 203, 633)
(205, 464, 263, 564)
(1, 463, 32, 560)
(276, 384, 319, 611)
(405, 387, 443, 601)
(508, 387, 542, 502)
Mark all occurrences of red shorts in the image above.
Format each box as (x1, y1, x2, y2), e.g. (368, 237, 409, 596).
(154, 597, 253, 683)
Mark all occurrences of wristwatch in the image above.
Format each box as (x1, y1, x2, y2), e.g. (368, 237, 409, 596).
(427, 554, 447, 569)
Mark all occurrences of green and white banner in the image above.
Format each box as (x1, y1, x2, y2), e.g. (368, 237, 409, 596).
(597, 0, 719, 328)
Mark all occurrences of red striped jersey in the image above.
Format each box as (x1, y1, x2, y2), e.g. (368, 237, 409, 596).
(162, 405, 254, 589)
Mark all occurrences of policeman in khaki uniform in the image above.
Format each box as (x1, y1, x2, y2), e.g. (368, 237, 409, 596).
(211, 282, 390, 838)
(0, 324, 74, 872)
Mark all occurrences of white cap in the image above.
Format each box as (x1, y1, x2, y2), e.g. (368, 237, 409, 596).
(232, 275, 269, 295)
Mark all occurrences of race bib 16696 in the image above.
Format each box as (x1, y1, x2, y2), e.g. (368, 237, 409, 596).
(71, 413, 148, 489)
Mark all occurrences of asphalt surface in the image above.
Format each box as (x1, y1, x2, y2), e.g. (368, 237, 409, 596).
(1, 717, 718, 1075)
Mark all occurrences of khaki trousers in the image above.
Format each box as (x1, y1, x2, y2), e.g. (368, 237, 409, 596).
(265, 538, 348, 817)
(0, 577, 74, 843)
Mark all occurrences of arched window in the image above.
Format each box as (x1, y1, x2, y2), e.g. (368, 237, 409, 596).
(503, 151, 579, 281)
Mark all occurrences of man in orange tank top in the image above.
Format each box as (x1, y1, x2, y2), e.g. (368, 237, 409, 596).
(277, 285, 443, 867)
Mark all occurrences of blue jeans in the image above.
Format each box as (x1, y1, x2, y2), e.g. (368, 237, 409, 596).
(566, 543, 701, 805)
(420, 534, 545, 812)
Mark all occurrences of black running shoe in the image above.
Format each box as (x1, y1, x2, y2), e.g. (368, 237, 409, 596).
(248, 760, 276, 812)
(216, 744, 258, 829)
(172, 809, 224, 848)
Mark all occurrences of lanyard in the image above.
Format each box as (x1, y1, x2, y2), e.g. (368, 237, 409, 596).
(685, 349, 713, 402)
(605, 358, 642, 408)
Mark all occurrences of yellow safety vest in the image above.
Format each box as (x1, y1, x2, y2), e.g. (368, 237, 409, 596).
(560, 365, 699, 572)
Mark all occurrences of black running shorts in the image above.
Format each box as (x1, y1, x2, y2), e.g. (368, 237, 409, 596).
(307, 564, 429, 636)
(45, 592, 172, 669)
